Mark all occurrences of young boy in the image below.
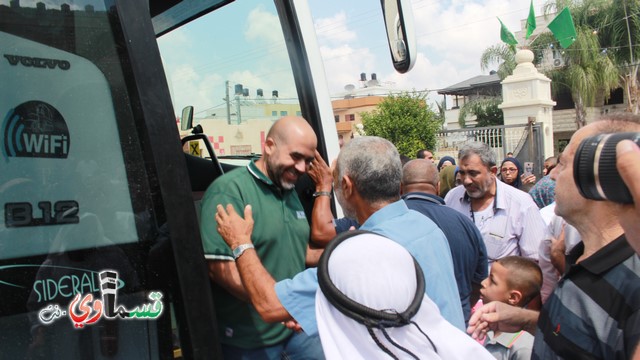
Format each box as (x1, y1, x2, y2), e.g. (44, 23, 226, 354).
(479, 256, 542, 360)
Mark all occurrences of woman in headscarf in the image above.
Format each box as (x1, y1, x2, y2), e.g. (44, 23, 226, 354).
(436, 156, 456, 172)
(316, 231, 493, 360)
(438, 165, 457, 198)
(499, 157, 535, 191)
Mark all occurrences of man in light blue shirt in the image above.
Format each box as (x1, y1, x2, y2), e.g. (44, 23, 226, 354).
(275, 200, 463, 335)
(215, 136, 464, 336)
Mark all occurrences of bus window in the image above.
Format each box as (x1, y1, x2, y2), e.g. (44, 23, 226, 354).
(0, 1, 216, 358)
(158, 0, 305, 166)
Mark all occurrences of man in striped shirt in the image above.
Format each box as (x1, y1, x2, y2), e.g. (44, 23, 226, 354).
(468, 114, 640, 359)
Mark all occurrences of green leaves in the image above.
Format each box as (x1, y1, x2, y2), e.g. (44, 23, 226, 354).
(457, 98, 504, 128)
(480, 43, 517, 79)
(360, 93, 440, 158)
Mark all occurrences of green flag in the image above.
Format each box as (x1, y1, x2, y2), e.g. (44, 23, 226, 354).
(548, 7, 577, 48)
(498, 18, 518, 46)
(525, 0, 536, 39)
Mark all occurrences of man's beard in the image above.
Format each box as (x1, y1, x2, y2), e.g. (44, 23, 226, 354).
(465, 186, 485, 199)
(464, 178, 493, 199)
(266, 157, 299, 190)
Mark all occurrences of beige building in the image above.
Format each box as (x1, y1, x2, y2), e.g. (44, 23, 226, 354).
(332, 96, 386, 141)
(331, 73, 400, 144)
(180, 101, 302, 157)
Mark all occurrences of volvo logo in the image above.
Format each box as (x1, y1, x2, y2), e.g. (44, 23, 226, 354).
(2, 101, 70, 159)
(3, 54, 70, 70)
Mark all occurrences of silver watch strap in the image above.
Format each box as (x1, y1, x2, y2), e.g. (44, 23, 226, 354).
(233, 243, 255, 260)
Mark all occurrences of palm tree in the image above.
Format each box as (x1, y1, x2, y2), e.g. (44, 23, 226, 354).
(458, 97, 504, 127)
(480, 43, 518, 80)
(537, 26, 619, 127)
(539, 0, 620, 127)
(473, 44, 516, 129)
(595, 0, 640, 114)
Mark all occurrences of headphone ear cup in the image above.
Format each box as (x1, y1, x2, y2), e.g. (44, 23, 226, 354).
(317, 230, 425, 327)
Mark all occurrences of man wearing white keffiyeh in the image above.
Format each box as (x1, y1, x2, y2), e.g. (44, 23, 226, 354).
(316, 231, 493, 359)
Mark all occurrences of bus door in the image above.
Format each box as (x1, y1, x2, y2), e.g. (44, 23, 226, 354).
(0, 0, 218, 358)
(0, 0, 417, 357)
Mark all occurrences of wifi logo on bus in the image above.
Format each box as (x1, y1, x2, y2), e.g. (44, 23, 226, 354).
(2, 101, 70, 159)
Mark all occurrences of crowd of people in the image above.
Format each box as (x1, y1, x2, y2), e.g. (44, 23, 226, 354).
(200, 113, 640, 359)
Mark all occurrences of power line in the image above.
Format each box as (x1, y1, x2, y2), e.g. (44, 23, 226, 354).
(329, 88, 436, 100)
(529, 43, 640, 52)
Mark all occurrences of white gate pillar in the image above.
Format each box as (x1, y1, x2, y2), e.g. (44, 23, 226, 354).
(500, 49, 556, 159)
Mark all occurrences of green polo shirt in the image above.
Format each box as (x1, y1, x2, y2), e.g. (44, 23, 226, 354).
(200, 160, 309, 349)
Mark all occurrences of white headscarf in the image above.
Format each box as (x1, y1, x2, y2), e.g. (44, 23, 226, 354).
(316, 233, 493, 359)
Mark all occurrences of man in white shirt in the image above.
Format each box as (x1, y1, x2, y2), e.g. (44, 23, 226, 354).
(537, 202, 581, 302)
(445, 142, 547, 263)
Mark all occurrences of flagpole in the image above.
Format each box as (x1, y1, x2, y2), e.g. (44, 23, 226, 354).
(526, 33, 543, 49)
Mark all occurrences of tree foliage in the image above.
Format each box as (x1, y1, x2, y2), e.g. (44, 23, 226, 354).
(480, 43, 518, 79)
(537, 0, 621, 126)
(360, 93, 441, 158)
(458, 97, 505, 127)
(540, 0, 640, 117)
(479, 0, 640, 125)
(593, 0, 640, 113)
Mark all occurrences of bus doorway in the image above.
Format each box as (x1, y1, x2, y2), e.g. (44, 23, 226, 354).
(0, 0, 416, 358)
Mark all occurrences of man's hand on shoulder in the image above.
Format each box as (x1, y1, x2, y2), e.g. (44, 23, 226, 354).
(214, 203, 292, 323)
(215, 204, 254, 249)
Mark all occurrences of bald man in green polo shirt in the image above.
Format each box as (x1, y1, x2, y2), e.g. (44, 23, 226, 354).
(199, 116, 324, 359)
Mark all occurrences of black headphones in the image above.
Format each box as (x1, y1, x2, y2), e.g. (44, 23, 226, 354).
(317, 230, 436, 359)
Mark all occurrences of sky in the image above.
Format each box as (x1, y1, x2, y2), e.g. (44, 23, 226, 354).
(308, 0, 549, 104)
(156, 0, 552, 116)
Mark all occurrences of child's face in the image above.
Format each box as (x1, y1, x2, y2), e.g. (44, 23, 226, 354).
(480, 262, 512, 304)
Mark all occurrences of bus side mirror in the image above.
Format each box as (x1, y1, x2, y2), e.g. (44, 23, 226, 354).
(181, 105, 194, 131)
(381, 0, 416, 74)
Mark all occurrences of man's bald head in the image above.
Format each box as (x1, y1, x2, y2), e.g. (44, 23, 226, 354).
(262, 116, 317, 190)
(267, 116, 317, 148)
(401, 159, 439, 195)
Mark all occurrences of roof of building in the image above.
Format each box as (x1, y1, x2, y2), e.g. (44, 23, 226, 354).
(437, 73, 502, 96)
(333, 82, 399, 99)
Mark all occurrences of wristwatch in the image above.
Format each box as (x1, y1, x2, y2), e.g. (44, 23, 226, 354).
(232, 243, 254, 260)
(313, 191, 332, 198)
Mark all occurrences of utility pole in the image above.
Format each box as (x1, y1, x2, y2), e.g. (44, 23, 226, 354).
(236, 93, 242, 124)
(225, 80, 231, 125)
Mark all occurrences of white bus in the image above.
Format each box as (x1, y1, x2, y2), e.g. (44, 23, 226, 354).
(0, 0, 414, 357)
